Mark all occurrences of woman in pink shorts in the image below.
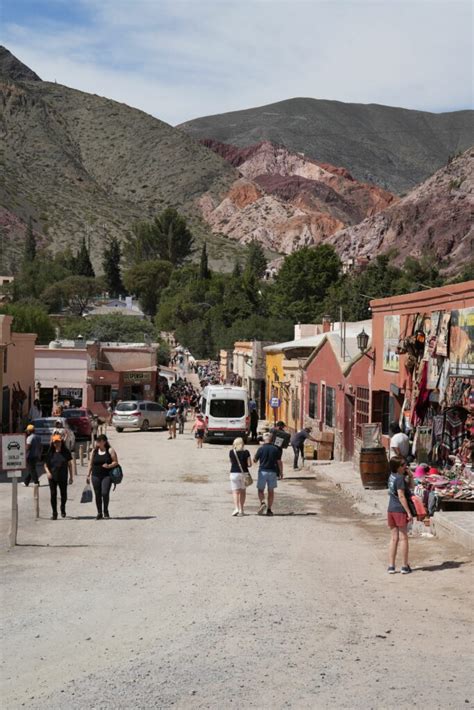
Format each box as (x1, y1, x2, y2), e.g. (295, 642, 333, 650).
(387, 457, 414, 574)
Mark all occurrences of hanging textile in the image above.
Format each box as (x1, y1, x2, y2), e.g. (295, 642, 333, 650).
(440, 408, 466, 458)
(436, 312, 451, 357)
(428, 311, 442, 356)
(412, 361, 430, 425)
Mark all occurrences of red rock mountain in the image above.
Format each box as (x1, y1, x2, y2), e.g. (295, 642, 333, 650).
(328, 149, 474, 271)
(198, 140, 396, 253)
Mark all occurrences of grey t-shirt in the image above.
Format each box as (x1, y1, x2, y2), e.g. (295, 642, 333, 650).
(387, 473, 411, 513)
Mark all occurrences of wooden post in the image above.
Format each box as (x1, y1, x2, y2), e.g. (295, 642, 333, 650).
(8, 474, 19, 548)
(33, 483, 40, 519)
(79, 444, 84, 467)
(72, 456, 77, 479)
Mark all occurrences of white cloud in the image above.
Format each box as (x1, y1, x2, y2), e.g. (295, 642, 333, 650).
(3, 0, 473, 124)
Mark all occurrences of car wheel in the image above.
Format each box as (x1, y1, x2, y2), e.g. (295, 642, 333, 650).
(141, 419, 150, 432)
(116, 427, 124, 433)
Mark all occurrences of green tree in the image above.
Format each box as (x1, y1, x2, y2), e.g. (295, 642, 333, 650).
(102, 237, 125, 297)
(124, 208, 194, 267)
(199, 242, 210, 280)
(0, 303, 54, 344)
(61, 313, 154, 342)
(244, 240, 267, 279)
(24, 218, 36, 262)
(74, 238, 95, 277)
(123, 260, 174, 316)
(42, 276, 102, 316)
(271, 245, 341, 322)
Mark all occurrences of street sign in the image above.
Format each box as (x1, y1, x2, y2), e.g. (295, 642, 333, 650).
(2, 434, 26, 471)
(270, 397, 281, 409)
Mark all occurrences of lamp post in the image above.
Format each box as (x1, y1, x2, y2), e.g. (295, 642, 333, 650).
(357, 328, 374, 361)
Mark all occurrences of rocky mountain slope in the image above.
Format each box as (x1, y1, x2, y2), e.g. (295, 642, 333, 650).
(179, 98, 474, 193)
(198, 140, 395, 252)
(0, 46, 239, 272)
(328, 149, 473, 269)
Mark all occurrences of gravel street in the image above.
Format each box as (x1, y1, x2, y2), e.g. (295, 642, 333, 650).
(1, 425, 473, 709)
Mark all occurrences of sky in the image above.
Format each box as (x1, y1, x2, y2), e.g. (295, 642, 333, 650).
(2, 0, 473, 125)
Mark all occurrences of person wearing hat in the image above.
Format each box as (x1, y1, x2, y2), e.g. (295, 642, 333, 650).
(44, 434, 74, 519)
(24, 424, 42, 487)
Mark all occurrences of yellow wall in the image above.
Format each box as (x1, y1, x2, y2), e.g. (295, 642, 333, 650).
(265, 351, 285, 421)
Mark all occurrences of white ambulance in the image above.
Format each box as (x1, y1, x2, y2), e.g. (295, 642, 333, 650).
(200, 385, 249, 443)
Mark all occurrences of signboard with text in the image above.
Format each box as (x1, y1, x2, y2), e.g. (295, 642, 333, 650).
(2, 434, 26, 471)
(123, 372, 152, 383)
(270, 397, 281, 409)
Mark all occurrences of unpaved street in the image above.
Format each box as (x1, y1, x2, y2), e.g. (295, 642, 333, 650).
(1, 426, 473, 709)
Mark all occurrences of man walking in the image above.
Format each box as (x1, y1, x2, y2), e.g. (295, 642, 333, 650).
(254, 432, 283, 516)
(24, 424, 42, 486)
(290, 427, 318, 470)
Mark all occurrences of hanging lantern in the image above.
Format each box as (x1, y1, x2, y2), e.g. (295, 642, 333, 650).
(357, 328, 369, 353)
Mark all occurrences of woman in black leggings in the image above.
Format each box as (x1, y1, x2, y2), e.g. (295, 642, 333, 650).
(87, 434, 118, 520)
(45, 434, 74, 519)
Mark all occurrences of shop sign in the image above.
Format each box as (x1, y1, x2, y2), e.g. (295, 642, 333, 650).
(449, 308, 474, 376)
(270, 397, 281, 408)
(123, 371, 151, 383)
(59, 388, 83, 399)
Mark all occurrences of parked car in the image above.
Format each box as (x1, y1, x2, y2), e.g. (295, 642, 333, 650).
(62, 408, 93, 440)
(112, 401, 167, 432)
(32, 417, 76, 453)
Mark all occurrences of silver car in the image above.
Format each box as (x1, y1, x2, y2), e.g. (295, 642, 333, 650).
(32, 417, 76, 453)
(112, 401, 168, 432)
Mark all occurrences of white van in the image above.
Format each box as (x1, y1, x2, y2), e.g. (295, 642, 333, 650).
(200, 385, 249, 442)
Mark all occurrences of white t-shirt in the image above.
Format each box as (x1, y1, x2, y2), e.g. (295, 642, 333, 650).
(389, 432, 410, 459)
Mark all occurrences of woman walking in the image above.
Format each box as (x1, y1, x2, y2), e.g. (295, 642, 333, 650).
(191, 414, 206, 448)
(229, 437, 252, 517)
(86, 434, 119, 520)
(166, 403, 178, 440)
(387, 457, 414, 574)
(45, 434, 74, 519)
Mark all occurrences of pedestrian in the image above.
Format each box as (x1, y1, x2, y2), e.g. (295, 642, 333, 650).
(28, 398, 42, 421)
(86, 434, 119, 520)
(23, 424, 42, 487)
(44, 434, 74, 519)
(290, 427, 318, 470)
(166, 403, 178, 439)
(191, 413, 206, 448)
(177, 400, 186, 435)
(389, 421, 410, 460)
(387, 457, 414, 574)
(249, 407, 259, 443)
(254, 432, 283, 516)
(229, 437, 252, 516)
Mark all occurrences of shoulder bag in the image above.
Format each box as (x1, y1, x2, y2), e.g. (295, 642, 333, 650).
(233, 450, 253, 487)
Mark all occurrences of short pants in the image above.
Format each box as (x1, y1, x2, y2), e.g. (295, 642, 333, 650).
(387, 511, 409, 528)
(230, 472, 246, 490)
(257, 469, 278, 491)
(195, 430, 205, 439)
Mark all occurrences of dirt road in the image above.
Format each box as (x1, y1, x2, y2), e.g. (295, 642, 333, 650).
(1, 426, 472, 709)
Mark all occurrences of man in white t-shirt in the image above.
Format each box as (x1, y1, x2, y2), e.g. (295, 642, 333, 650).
(389, 422, 410, 460)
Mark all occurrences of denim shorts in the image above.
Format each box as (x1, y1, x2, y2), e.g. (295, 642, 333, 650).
(257, 470, 278, 491)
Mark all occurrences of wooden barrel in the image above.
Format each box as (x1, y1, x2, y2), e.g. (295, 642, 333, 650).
(359, 447, 389, 489)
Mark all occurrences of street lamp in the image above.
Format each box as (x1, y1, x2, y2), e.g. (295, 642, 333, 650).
(357, 329, 374, 361)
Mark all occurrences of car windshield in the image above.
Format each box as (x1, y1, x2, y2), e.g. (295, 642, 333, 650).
(209, 399, 245, 418)
(63, 410, 85, 418)
(116, 402, 139, 412)
(33, 419, 57, 428)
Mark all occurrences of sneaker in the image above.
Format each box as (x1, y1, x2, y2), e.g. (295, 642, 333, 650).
(96, 514, 103, 520)
(387, 566, 396, 574)
(232, 509, 239, 516)
(257, 502, 266, 515)
(22, 482, 29, 487)
(238, 511, 245, 517)
(104, 513, 110, 519)
(401, 565, 412, 574)
(266, 509, 274, 516)
(61, 512, 66, 519)
(51, 514, 58, 520)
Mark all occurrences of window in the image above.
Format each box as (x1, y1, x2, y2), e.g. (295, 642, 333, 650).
(94, 385, 111, 402)
(210, 399, 245, 418)
(325, 386, 336, 427)
(355, 387, 370, 438)
(308, 383, 318, 419)
(116, 402, 138, 412)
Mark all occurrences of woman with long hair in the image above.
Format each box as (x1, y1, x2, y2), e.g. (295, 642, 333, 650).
(44, 434, 74, 519)
(387, 457, 414, 574)
(86, 434, 119, 520)
(229, 437, 252, 517)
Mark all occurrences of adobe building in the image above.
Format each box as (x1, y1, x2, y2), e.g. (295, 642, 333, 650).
(232, 341, 272, 419)
(0, 314, 36, 432)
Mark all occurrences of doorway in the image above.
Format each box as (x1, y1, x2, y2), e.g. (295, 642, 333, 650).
(344, 395, 355, 460)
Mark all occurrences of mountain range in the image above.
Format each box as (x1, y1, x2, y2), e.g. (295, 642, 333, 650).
(0, 46, 472, 276)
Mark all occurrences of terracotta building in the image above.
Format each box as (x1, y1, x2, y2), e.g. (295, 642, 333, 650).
(0, 314, 36, 432)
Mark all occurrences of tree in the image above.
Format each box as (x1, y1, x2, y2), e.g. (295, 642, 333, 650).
(244, 240, 267, 279)
(74, 238, 95, 277)
(199, 242, 210, 280)
(102, 237, 125, 297)
(123, 260, 174, 316)
(270, 245, 341, 322)
(42, 276, 102, 316)
(24, 218, 36, 262)
(124, 208, 194, 266)
(0, 303, 55, 344)
(61, 313, 155, 342)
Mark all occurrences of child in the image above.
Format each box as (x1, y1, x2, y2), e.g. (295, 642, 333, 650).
(191, 414, 206, 448)
(387, 457, 414, 574)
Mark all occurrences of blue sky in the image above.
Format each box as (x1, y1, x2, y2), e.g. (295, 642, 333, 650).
(2, 0, 473, 125)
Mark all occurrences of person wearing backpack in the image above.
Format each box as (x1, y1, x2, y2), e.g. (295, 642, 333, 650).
(86, 434, 119, 520)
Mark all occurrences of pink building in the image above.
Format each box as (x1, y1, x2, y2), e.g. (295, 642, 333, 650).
(0, 314, 36, 432)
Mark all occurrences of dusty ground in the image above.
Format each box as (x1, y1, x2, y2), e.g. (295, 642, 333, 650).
(0, 425, 472, 709)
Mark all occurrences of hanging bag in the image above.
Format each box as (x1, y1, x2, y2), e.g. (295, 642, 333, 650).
(109, 464, 123, 490)
(80, 483, 93, 504)
(232, 450, 253, 487)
